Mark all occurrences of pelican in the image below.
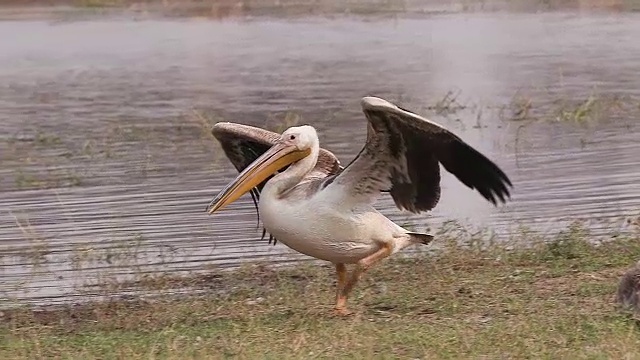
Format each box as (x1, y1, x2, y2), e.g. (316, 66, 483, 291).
(206, 96, 512, 315)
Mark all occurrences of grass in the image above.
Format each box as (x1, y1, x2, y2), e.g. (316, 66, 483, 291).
(0, 0, 412, 18)
(5, 0, 640, 19)
(503, 89, 636, 125)
(2, 224, 640, 359)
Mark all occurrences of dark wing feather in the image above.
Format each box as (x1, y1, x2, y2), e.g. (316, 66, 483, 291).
(325, 97, 512, 213)
(211, 122, 343, 243)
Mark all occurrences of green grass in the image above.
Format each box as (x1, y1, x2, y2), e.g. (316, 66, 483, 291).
(2, 225, 640, 359)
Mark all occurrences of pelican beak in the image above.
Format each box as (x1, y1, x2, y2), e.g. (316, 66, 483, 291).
(207, 142, 311, 214)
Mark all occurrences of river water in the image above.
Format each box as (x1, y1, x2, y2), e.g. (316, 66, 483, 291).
(1, 9, 639, 305)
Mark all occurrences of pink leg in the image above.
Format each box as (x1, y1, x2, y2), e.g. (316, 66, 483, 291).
(334, 243, 393, 316)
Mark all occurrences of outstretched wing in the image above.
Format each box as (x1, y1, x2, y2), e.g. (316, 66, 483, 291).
(324, 97, 512, 213)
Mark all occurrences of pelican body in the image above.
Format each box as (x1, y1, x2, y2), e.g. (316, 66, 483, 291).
(260, 166, 423, 265)
(207, 96, 512, 315)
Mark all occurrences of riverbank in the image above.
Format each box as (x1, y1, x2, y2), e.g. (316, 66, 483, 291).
(2, 223, 640, 358)
(0, 0, 635, 22)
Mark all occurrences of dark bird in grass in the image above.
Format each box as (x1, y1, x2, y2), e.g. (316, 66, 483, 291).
(616, 260, 640, 320)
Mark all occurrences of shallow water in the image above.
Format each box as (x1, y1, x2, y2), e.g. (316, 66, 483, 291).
(1, 10, 639, 305)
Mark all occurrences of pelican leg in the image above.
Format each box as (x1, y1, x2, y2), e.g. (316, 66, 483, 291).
(334, 242, 393, 316)
(334, 263, 348, 312)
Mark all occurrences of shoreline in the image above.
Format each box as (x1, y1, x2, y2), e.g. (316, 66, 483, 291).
(2, 225, 639, 357)
(0, 0, 636, 22)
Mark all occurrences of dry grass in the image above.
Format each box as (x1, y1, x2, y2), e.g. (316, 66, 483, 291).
(3, 0, 639, 18)
(0, 0, 412, 19)
(2, 225, 640, 359)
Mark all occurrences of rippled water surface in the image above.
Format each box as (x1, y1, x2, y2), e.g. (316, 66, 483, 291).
(1, 10, 639, 305)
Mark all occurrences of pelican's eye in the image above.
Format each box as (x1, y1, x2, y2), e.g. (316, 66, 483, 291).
(289, 134, 296, 140)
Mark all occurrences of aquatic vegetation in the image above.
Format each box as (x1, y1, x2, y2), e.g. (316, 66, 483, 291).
(426, 89, 468, 116)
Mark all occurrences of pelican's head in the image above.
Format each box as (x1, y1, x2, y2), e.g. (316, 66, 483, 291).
(280, 125, 318, 151)
(206, 125, 316, 215)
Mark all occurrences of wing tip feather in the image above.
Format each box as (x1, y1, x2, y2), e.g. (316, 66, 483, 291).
(361, 96, 398, 111)
(454, 139, 513, 206)
(211, 121, 236, 139)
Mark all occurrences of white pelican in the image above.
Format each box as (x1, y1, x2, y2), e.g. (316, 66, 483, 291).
(206, 96, 512, 315)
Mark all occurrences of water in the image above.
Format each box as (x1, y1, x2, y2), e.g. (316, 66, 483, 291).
(1, 9, 639, 305)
